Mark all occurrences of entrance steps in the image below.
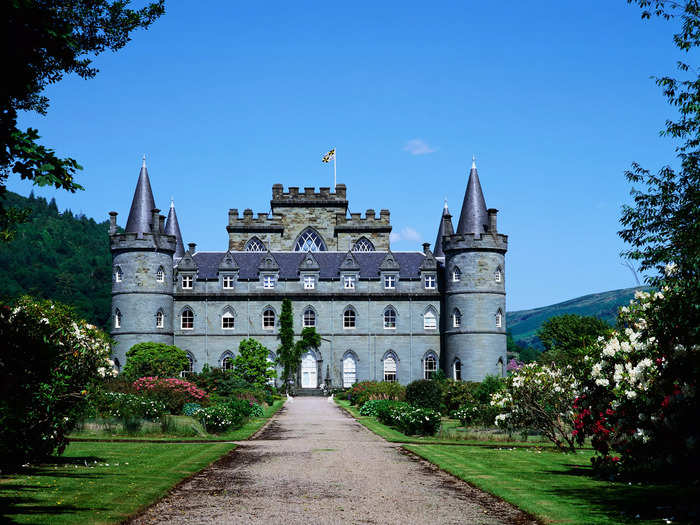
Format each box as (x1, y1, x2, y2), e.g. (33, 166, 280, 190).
(295, 388, 324, 397)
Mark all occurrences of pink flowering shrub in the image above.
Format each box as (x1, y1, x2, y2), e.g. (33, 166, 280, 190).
(133, 377, 209, 414)
(506, 358, 524, 372)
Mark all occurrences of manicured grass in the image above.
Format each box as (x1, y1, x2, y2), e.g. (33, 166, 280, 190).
(0, 441, 236, 524)
(69, 399, 285, 442)
(405, 444, 699, 524)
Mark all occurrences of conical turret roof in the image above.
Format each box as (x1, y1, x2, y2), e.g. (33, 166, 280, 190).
(434, 199, 453, 257)
(165, 198, 185, 258)
(456, 158, 489, 236)
(125, 156, 157, 237)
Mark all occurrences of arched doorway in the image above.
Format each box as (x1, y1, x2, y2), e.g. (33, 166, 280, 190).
(301, 352, 317, 388)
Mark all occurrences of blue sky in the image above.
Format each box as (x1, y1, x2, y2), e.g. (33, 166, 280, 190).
(10, 1, 683, 310)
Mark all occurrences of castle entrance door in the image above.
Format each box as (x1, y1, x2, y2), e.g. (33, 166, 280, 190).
(301, 352, 317, 388)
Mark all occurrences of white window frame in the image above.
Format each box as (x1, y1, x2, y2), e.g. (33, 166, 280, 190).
(263, 275, 275, 289)
(156, 311, 164, 328)
(452, 309, 461, 328)
(423, 310, 437, 330)
(424, 354, 437, 379)
(222, 356, 234, 370)
(181, 275, 193, 289)
(222, 275, 234, 289)
(343, 355, 357, 387)
(495, 268, 502, 283)
(383, 307, 397, 329)
(222, 310, 235, 330)
(303, 307, 316, 328)
(343, 275, 356, 290)
(343, 308, 356, 329)
(303, 275, 315, 290)
(262, 308, 275, 330)
(424, 274, 436, 289)
(453, 359, 462, 381)
(114, 309, 121, 328)
(156, 267, 164, 283)
(114, 267, 122, 283)
(452, 267, 461, 282)
(185, 353, 194, 372)
(181, 309, 194, 330)
(383, 355, 397, 382)
(384, 275, 396, 290)
(496, 310, 503, 328)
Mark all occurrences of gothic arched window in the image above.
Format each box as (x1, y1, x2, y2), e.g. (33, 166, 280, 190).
(156, 266, 165, 283)
(185, 352, 194, 372)
(181, 308, 194, 330)
(343, 307, 356, 329)
(452, 308, 462, 328)
(496, 309, 503, 328)
(424, 353, 438, 379)
(495, 266, 502, 283)
(452, 266, 461, 282)
(294, 228, 327, 252)
(222, 309, 235, 329)
(352, 237, 375, 252)
(383, 306, 397, 329)
(303, 307, 316, 328)
(424, 308, 437, 330)
(114, 308, 121, 328)
(453, 359, 462, 381)
(114, 266, 123, 283)
(245, 237, 266, 252)
(383, 353, 397, 382)
(343, 353, 357, 387)
(156, 310, 164, 328)
(263, 307, 276, 330)
(221, 352, 234, 370)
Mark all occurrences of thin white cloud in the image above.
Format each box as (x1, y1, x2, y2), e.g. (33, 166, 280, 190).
(403, 139, 437, 155)
(390, 226, 422, 243)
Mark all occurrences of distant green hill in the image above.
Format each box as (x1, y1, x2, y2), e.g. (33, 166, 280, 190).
(507, 287, 647, 349)
(0, 191, 113, 329)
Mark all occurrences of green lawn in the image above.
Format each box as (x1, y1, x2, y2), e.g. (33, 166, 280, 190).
(405, 444, 699, 524)
(0, 441, 235, 524)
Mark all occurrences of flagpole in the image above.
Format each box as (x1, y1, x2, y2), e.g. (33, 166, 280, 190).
(333, 147, 337, 191)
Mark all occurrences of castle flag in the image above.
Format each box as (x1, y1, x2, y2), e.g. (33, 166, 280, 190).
(322, 148, 336, 163)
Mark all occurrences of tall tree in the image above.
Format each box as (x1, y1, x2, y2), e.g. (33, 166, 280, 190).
(277, 298, 296, 390)
(232, 338, 276, 390)
(0, 0, 165, 240)
(536, 314, 611, 368)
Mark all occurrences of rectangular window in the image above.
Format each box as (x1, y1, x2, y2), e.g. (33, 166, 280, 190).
(182, 275, 193, 289)
(343, 275, 355, 289)
(263, 275, 275, 289)
(222, 314, 235, 329)
(222, 275, 234, 289)
(384, 275, 396, 289)
(424, 275, 436, 289)
(303, 276, 315, 290)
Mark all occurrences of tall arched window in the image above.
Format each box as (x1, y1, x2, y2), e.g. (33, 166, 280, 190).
(245, 237, 266, 252)
(383, 306, 397, 329)
(114, 308, 121, 328)
(497, 357, 504, 377)
(343, 307, 356, 329)
(156, 266, 165, 283)
(185, 352, 194, 372)
(424, 308, 437, 330)
(496, 309, 503, 328)
(303, 307, 316, 328)
(156, 310, 164, 328)
(383, 353, 397, 382)
(452, 266, 461, 282)
(181, 308, 194, 330)
(221, 352, 234, 370)
(222, 310, 235, 329)
(263, 307, 275, 329)
(453, 359, 462, 381)
(452, 308, 461, 328)
(294, 228, 327, 252)
(352, 237, 375, 252)
(114, 358, 121, 373)
(343, 353, 357, 387)
(114, 266, 123, 283)
(424, 353, 438, 379)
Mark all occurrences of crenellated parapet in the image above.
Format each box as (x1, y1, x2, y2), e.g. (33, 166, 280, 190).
(271, 183, 347, 207)
(334, 208, 391, 233)
(109, 210, 177, 254)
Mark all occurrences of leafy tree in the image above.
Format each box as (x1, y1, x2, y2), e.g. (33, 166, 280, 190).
(122, 342, 189, 381)
(536, 314, 611, 367)
(0, 0, 165, 240)
(277, 298, 296, 389)
(232, 338, 276, 389)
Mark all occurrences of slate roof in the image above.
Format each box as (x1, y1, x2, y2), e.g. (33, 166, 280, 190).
(165, 200, 185, 258)
(190, 252, 437, 280)
(125, 157, 157, 237)
(456, 160, 489, 236)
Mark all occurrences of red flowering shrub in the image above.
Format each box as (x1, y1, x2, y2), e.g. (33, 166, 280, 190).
(348, 381, 405, 406)
(133, 377, 209, 414)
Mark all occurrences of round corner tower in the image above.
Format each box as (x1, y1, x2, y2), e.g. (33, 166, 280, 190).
(442, 160, 508, 381)
(109, 159, 182, 371)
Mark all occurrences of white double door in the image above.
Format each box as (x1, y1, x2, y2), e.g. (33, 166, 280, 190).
(301, 352, 317, 388)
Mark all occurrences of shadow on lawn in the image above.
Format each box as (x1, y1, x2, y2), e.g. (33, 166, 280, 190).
(545, 465, 700, 523)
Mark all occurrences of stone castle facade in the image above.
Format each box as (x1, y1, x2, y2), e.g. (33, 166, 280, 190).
(109, 158, 508, 387)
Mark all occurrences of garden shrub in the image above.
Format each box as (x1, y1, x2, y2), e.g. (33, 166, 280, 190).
(405, 379, 442, 411)
(348, 381, 405, 406)
(195, 404, 239, 433)
(451, 403, 481, 427)
(93, 392, 166, 433)
(373, 401, 441, 435)
(249, 403, 264, 418)
(122, 342, 190, 381)
(359, 399, 401, 417)
(227, 397, 254, 421)
(231, 338, 276, 389)
(192, 365, 274, 405)
(0, 296, 115, 468)
(132, 376, 209, 414)
(440, 380, 478, 414)
(182, 402, 202, 417)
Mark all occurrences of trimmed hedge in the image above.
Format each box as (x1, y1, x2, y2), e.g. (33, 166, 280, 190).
(405, 379, 442, 412)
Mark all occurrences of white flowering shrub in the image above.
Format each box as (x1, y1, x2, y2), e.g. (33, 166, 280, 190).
(491, 363, 579, 451)
(0, 296, 116, 468)
(574, 290, 698, 479)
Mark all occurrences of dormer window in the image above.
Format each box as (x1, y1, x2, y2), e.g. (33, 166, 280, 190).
(263, 275, 275, 289)
(303, 276, 315, 290)
(182, 275, 193, 289)
(452, 267, 461, 282)
(156, 267, 164, 283)
(343, 276, 356, 290)
(114, 267, 123, 283)
(384, 275, 396, 290)
(222, 275, 234, 289)
(424, 275, 436, 289)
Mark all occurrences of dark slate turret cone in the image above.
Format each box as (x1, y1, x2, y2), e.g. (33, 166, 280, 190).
(125, 156, 157, 237)
(456, 158, 489, 236)
(165, 198, 185, 258)
(434, 200, 453, 257)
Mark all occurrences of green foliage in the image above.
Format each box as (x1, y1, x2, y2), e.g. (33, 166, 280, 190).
(405, 379, 443, 411)
(1, 1, 164, 238)
(359, 399, 401, 417)
(93, 392, 166, 433)
(248, 403, 264, 418)
(0, 296, 114, 468)
(536, 314, 611, 368)
(440, 380, 478, 414)
(195, 399, 251, 433)
(348, 380, 406, 406)
(191, 364, 273, 406)
(122, 342, 190, 381)
(276, 298, 296, 388)
(375, 401, 441, 436)
(0, 191, 113, 328)
(182, 403, 202, 417)
(232, 338, 276, 389)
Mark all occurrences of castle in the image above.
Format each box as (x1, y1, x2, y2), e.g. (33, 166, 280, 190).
(109, 158, 508, 387)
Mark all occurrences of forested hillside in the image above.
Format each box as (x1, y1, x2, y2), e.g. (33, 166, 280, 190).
(0, 191, 112, 328)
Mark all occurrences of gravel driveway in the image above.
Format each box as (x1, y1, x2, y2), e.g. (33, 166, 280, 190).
(130, 397, 534, 524)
